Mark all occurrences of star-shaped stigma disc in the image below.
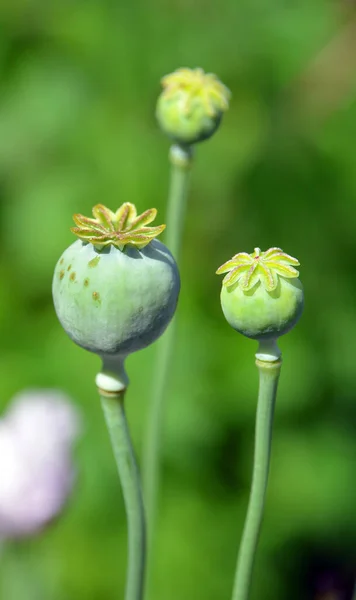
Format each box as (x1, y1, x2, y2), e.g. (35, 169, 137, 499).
(71, 203, 166, 251)
(160, 67, 231, 118)
(216, 247, 300, 292)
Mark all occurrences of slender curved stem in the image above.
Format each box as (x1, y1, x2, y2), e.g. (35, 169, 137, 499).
(142, 323, 176, 540)
(100, 393, 146, 600)
(142, 144, 193, 591)
(231, 356, 281, 600)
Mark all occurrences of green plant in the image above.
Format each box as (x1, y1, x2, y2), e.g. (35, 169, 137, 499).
(216, 247, 304, 600)
(142, 68, 230, 594)
(52, 203, 180, 600)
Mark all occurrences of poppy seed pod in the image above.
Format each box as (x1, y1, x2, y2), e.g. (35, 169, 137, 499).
(156, 67, 231, 145)
(216, 247, 304, 341)
(52, 203, 180, 389)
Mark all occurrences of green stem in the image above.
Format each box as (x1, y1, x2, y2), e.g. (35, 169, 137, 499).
(164, 144, 193, 257)
(142, 143, 192, 590)
(100, 392, 146, 600)
(352, 582, 356, 600)
(142, 321, 176, 541)
(232, 356, 281, 600)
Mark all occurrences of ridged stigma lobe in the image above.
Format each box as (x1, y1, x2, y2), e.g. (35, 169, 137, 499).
(216, 247, 300, 292)
(160, 67, 231, 118)
(71, 203, 166, 250)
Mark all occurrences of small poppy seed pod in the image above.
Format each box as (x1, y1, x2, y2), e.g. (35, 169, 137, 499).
(156, 67, 231, 145)
(52, 203, 180, 391)
(216, 247, 304, 343)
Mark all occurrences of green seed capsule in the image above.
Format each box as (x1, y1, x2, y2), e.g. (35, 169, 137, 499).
(156, 67, 231, 145)
(52, 203, 180, 358)
(216, 247, 304, 340)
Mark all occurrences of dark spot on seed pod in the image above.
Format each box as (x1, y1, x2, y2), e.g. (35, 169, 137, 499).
(67, 264, 72, 271)
(59, 270, 65, 280)
(69, 272, 76, 282)
(84, 278, 90, 287)
(59, 258, 64, 265)
(92, 291, 101, 304)
(88, 256, 100, 268)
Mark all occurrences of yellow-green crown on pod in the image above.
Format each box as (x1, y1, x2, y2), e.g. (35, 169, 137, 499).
(161, 68, 230, 117)
(216, 247, 300, 292)
(156, 67, 231, 145)
(71, 203, 166, 251)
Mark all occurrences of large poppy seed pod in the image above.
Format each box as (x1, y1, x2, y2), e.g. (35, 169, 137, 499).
(216, 247, 304, 342)
(156, 67, 231, 145)
(52, 203, 180, 390)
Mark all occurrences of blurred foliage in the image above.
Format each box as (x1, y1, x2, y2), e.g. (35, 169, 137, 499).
(1, 0, 356, 599)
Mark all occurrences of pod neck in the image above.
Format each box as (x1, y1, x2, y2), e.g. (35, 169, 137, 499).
(95, 354, 129, 397)
(255, 339, 281, 363)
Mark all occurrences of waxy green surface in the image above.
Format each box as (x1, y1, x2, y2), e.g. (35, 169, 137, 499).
(53, 239, 180, 356)
(220, 276, 304, 340)
(156, 67, 230, 145)
(217, 247, 304, 340)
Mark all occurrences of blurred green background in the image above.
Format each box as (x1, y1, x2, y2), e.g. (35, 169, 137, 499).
(1, 0, 356, 598)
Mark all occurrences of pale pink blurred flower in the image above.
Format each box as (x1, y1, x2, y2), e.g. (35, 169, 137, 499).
(0, 390, 81, 539)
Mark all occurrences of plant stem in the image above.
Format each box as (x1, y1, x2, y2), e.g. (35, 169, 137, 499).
(100, 392, 146, 600)
(143, 145, 192, 531)
(163, 144, 193, 258)
(231, 354, 282, 600)
(142, 143, 193, 592)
